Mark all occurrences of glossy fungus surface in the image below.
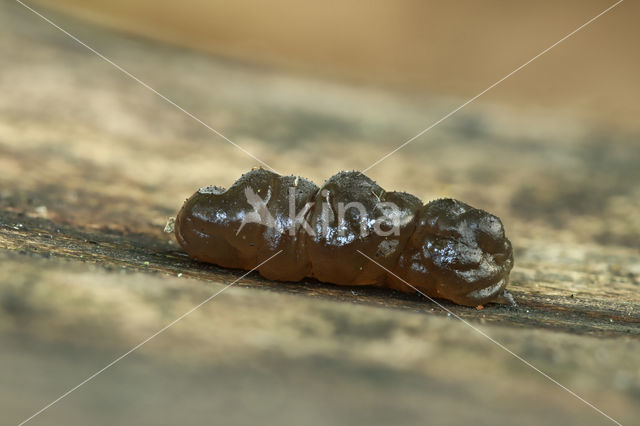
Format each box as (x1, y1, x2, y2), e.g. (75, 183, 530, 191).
(175, 169, 514, 306)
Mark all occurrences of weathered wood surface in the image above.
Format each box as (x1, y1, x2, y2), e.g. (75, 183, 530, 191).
(1, 2, 639, 425)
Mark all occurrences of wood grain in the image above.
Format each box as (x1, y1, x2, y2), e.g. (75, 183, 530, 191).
(1, 3, 638, 425)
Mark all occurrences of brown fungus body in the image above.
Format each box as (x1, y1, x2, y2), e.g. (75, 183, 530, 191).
(175, 169, 514, 306)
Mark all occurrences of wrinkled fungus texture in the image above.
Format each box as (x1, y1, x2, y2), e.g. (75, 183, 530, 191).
(175, 169, 513, 306)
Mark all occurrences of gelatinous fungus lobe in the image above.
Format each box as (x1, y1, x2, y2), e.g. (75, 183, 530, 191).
(388, 198, 513, 306)
(175, 169, 514, 306)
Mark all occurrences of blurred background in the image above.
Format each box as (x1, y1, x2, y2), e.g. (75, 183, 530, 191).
(33, 0, 640, 130)
(2, 1, 639, 425)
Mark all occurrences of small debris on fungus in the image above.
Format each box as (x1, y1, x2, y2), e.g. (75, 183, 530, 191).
(164, 217, 176, 234)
